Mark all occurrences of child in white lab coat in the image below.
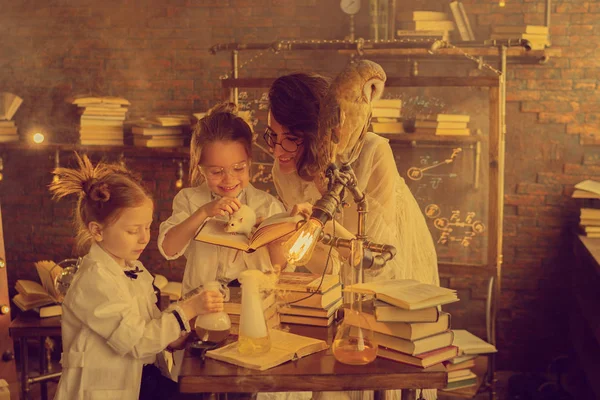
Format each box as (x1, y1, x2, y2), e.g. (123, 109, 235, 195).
(49, 153, 224, 400)
(159, 102, 286, 296)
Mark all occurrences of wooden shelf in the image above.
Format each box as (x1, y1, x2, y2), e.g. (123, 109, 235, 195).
(337, 47, 561, 61)
(380, 133, 482, 144)
(0, 142, 190, 159)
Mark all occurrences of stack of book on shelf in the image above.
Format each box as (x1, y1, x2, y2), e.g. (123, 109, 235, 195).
(414, 113, 471, 136)
(0, 92, 22, 143)
(489, 25, 550, 50)
(396, 11, 454, 40)
(370, 98, 404, 134)
(343, 279, 460, 368)
(441, 329, 497, 394)
(130, 114, 191, 148)
(572, 180, 600, 237)
(225, 286, 280, 335)
(72, 95, 130, 146)
(12, 260, 63, 318)
(276, 272, 343, 327)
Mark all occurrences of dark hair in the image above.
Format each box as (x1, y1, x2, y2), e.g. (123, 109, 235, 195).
(189, 102, 253, 186)
(268, 73, 330, 181)
(49, 153, 152, 254)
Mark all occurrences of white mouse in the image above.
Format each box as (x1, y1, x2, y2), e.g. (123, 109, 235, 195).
(224, 204, 257, 237)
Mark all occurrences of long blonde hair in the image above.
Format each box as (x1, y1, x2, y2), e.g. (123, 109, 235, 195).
(48, 153, 151, 254)
(189, 102, 253, 186)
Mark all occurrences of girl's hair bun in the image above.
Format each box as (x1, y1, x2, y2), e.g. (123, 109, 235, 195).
(87, 181, 110, 202)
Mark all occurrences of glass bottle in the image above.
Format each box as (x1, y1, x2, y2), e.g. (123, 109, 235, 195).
(194, 281, 232, 345)
(332, 239, 378, 365)
(237, 270, 272, 355)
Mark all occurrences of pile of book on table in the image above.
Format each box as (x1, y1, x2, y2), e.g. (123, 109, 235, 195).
(343, 279, 460, 368)
(369, 98, 404, 135)
(72, 95, 130, 146)
(414, 113, 471, 136)
(441, 329, 497, 393)
(0, 92, 22, 143)
(12, 260, 63, 318)
(225, 286, 280, 335)
(276, 272, 343, 327)
(572, 180, 600, 238)
(129, 115, 191, 148)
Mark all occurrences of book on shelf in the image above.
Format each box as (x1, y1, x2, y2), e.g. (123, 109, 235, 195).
(446, 354, 478, 364)
(344, 310, 451, 341)
(492, 25, 549, 35)
(133, 136, 185, 148)
(80, 138, 123, 146)
(371, 108, 402, 118)
(147, 114, 191, 127)
(0, 135, 19, 143)
(80, 131, 124, 141)
(396, 30, 449, 41)
(415, 127, 471, 136)
(580, 219, 600, 227)
(416, 113, 470, 123)
(280, 313, 336, 327)
(206, 328, 328, 371)
(13, 260, 63, 312)
(37, 304, 62, 318)
(277, 284, 343, 310)
(378, 345, 458, 368)
(397, 20, 455, 32)
(452, 329, 497, 355)
(580, 225, 600, 234)
(0, 92, 23, 120)
(372, 98, 402, 109)
(575, 180, 600, 197)
(279, 298, 343, 319)
(131, 126, 184, 136)
(346, 279, 459, 310)
(194, 212, 303, 253)
(224, 286, 276, 315)
(374, 300, 440, 322)
(397, 11, 449, 21)
(370, 328, 454, 356)
(371, 122, 405, 134)
(444, 356, 477, 371)
(276, 272, 340, 294)
(449, 1, 475, 41)
(414, 120, 468, 129)
(580, 208, 600, 220)
(572, 189, 600, 200)
(152, 274, 182, 301)
(71, 95, 131, 107)
(443, 371, 478, 391)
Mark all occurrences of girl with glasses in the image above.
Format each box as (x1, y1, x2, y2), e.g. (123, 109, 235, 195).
(265, 72, 439, 400)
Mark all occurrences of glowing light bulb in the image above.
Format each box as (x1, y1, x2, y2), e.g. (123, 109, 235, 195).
(282, 218, 323, 265)
(175, 179, 183, 189)
(499, 0, 505, 6)
(32, 132, 45, 144)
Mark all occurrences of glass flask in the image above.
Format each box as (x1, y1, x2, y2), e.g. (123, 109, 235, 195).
(53, 258, 83, 301)
(237, 269, 272, 355)
(194, 281, 232, 345)
(332, 239, 378, 365)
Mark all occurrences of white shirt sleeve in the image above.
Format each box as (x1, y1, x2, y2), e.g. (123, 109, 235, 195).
(64, 264, 182, 359)
(158, 189, 194, 260)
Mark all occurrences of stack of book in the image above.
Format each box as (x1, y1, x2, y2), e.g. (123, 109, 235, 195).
(396, 11, 455, 40)
(370, 98, 404, 134)
(0, 92, 22, 143)
(276, 272, 343, 327)
(414, 113, 471, 136)
(12, 260, 63, 318)
(441, 329, 497, 393)
(72, 95, 130, 146)
(489, 25, 550, 50)
(130, 115, 190, 148)
(343, 279, 460, 368)
(225, 286, 280, 335)
(572, 180, 600, 237)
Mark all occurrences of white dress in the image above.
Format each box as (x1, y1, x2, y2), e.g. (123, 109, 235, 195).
(54, 243, 183, 400)
(158, 183, 286, 295)
(273, 132, 439, 400)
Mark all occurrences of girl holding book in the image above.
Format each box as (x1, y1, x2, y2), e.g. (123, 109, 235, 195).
(49, 154, 223, 400)
(266, 73, 440, 400)
(158, 102, 286, 296)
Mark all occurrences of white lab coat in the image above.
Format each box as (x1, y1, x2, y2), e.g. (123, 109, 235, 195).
(54, 243, 183, 400)
(158, 183, 286, 296)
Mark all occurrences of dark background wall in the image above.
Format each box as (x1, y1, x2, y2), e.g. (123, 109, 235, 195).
(1, 0, 598, 374)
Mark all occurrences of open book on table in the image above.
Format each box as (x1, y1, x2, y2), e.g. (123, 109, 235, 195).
(13, 260, 63, 316)
(194, 212, 303, 252)
(206, 328, 328, 371)
(345, 279, 459, 310)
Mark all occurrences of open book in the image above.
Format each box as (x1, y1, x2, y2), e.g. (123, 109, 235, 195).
(0, 92, 23, 120)
(346, 279, 458, 310)
(13, 261, 63, 313)
(194, 212, 303, 252)
(206, 328, 328, 371)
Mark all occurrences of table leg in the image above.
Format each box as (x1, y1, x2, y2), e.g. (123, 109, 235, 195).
(20, 338, 29, 400)
(39, 336, 48, 400)
(400, 389, 417, 400)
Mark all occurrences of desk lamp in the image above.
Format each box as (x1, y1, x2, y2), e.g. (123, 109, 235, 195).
(281, 59, 397, 365)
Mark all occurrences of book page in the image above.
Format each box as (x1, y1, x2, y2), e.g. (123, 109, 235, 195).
(250, 214, 302, 249)
(349, 280, 455, 304)
(452, 329, 497, 354)
(35, 260, 62, 301)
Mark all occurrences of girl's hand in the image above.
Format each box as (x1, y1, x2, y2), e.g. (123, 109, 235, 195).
(194, 290, 224, 314)
(202, 197, 242, 218)
(290, 202, 313, 219)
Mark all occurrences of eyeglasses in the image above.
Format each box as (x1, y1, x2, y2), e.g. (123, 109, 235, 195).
(263, 127, 303, 153)
(199, 161, 249, 181)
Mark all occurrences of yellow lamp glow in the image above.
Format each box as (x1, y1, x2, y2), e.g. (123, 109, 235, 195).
(32, 132, 45, 144)
(281, 218, 323, 265)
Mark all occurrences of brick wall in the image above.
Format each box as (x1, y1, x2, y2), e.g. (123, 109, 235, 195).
(0, 0, 597, 372)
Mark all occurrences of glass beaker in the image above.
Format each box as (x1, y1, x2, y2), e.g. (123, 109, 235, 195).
(332, 239, 378, 365)
(237, 270, 272, 355)
(194, 281, 232, 345)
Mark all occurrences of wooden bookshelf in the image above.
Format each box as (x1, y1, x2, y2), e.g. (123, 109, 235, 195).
(0, 142, 190, 159)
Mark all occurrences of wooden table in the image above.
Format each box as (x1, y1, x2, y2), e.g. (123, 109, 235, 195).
(9, 314, 62, 400)
(178, 325, 448, 400)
